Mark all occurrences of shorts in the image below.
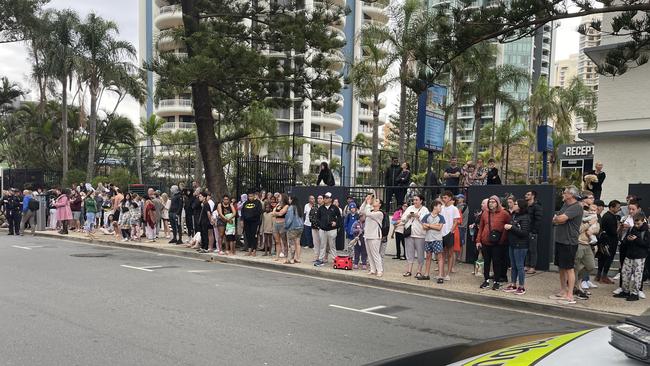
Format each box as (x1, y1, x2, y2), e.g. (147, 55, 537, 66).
(442, 232, 454, 248)
(287, 228, 303, 240)
(425, 240, 444, 254)
(226, 234, 236, 241)
(554, 242, 578, 270)
(273, 222, 286, 234)
(72, 211, 81, 220)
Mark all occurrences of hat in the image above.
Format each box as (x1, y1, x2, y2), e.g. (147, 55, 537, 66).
(324, 192, 333, 198)
(349, 202, 357, 209)
(456, 194, 465, 199)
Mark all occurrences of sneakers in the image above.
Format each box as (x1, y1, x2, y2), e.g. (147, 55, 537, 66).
(613, 287, 624, 295)
(444, 275, 451, 281)
(480, 280, 490, 289)
(436, 277, 444, 284)
(313, 260, 324, 267)
(515, 287, 526, 295)
(627, 294, 640, 302)
(613, 273, 621, 280)
(353, 264, 358, 270)
(640, 291, 646, 299)
(580, 281, 590, 290)
(492, 282, 501, 291)
(279, 252, 285, 258)
(613, 291, 630, 298)
(362, 264, 367, 270)
(587, 281, 598, 288)
(503, 284, 517, 293)
(168, 239, 177, 244)
(573, 289, 589, 300)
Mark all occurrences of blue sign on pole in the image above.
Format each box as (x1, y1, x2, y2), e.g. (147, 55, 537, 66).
(537, 125, 554, 152)
(416, 84, 447, 152)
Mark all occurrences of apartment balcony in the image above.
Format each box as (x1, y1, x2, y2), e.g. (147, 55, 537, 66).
(156, 98, 193, 117)
(359, 95, 387, 109)
(356, 147, 372, 156)
(310, 131, 343, 146)
(157, 35, 183, 52)
(362, 18, 385, 27)
(160, 122, 176, 131)
(358, 108, 387, 124)
(356, 165, 372, 173)
(155, 0, 169, 6)
(155, 5, 183, 30)
(324, 50, 345, 71)
(361, 1, 388, 23)
(311, 110, 344, 129)
(542, 41, 551, 52)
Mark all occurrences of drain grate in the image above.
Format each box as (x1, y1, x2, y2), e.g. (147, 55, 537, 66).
(70, 253, 111, 258)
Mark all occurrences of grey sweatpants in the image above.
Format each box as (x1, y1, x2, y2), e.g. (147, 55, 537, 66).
(405, 236, 425, 265)
(318, 229, 338, 261)
(20, 210, 36, 235)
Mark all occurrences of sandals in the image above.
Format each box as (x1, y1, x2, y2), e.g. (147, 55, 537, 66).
(415, 272, 423, 280)
(403, 272, 412, 277)
(418, 275, 430, 281)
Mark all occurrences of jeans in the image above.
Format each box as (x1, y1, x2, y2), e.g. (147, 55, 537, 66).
(317, 229, 338, 261)
(353, 239, 368, 265)
(509, 247, 528, 286)
(84, 212, 96, 232)
(169, 212, 181, 241)
(20, 210, 36, 235)
(301, 225, 313, 247)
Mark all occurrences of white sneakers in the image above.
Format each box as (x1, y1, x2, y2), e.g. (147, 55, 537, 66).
(613, 287, 623, 295)
(640, 291, 646, 299)
(581, 280, 599, 289)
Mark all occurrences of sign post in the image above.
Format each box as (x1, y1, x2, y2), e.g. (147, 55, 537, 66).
(537, 125, 554, 183)
(417, 84, 447, 190)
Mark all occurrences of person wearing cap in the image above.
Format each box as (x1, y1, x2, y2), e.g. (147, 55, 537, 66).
(314, 192, 342, 267)
(344, 202, 360, 246)
(550, 186, 584, 305)
(4, 188, 22, 235)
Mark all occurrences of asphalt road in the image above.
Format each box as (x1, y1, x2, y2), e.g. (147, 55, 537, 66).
(0, 235, 587, 366)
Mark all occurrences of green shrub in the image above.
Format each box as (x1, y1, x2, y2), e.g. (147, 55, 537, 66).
(108, 168, 137, 191)
(63, 169, 86, 187)
(91, 176, 109, 188)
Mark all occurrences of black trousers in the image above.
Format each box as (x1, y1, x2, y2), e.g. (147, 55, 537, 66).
(244, 221, 259, 250)
(482, 245, 507, 282)
(597, 240, 618, 278)
(395, 232, 405, 258)
(186, 210, 195, 237)
(169, 212, 181, 241)
(7, 210, 21, 234)
(200, 224, 209, 250)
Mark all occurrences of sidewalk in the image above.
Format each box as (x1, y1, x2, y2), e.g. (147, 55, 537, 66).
(9, 229, 649, 324)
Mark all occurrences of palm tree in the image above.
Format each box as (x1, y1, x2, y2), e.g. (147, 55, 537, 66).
(0, 76, 25, 113)
(139, 115, 165, 152)
(465, 43, 528, 162)
(446, 52, 473, 158)
(348, 35, 391, 185)
(362, 0, 423, 162)
(76, 13, 144, 182)
(44, 9, 80, 181)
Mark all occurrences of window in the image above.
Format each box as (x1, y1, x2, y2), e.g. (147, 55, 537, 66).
(165, 116, 175, 123)
(293, 122, 303, 135)
(278, 121, 290, 135)
(179, 115, 194, 123)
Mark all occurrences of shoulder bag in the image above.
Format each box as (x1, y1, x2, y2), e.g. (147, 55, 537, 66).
(488, 212, 502, 244)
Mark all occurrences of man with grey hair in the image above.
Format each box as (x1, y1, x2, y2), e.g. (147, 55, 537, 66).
(169, 185, 184, 244)
(550, 186, 584, 305)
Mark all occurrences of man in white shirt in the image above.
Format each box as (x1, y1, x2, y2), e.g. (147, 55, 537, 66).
(303, 195, 315, 248)
(440, 191, 461, 280)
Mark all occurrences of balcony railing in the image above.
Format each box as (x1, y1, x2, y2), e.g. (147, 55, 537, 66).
(362, 1, 387, 10)
(311, 111, 344, 122)
(310, 131, 343, 142)
(159, 5, 181, 14)
(158, 99, 193, 108)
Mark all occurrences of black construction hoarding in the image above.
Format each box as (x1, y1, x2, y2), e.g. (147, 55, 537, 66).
(465, 185, 556, 271)
(629, 184, 650, 215)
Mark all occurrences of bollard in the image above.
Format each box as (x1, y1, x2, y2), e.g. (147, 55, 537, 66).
(36, 195, 47, 231)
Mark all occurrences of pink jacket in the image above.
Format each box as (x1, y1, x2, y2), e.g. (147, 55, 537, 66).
(54, 194, 73, 221)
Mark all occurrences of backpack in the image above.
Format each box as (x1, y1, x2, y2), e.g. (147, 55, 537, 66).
(381, 211, 390, 238)
(28, 199, 40, 211)
(309, 206, 320, 230)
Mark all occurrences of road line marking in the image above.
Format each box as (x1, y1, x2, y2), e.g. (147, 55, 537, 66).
(360, 305, 386, 312)
(187, 270, 213, 273)
(329, 304, 397, 319)
(120, 265, 155, 272)
(140, 265, 163, 270)
(12, 245, 33, 250)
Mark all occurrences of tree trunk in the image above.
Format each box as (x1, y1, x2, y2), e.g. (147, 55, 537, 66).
(181, 0, 225, 197)
(136, 145, 143, 183)
(86, 84, 99, 182)
(194, 138, 203, 185)
(61, 77, 69, 180)
(471, 99, 482, 163)
(526, 119, 532, 184)
(451, 101, 459, 158)
(397, 57, 408, 162)
(490, 103, 496, 157)
(505, 142, 510, 184)
(371, 95, 380, 185)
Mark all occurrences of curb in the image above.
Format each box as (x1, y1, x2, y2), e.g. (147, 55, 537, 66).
(15, 230, 626, 325)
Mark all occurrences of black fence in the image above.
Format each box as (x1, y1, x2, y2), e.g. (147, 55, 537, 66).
(1, 169, 62, 191)
(234, 156, 296, 198)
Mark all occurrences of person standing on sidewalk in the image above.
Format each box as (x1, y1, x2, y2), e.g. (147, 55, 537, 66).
(284, 196, 304, 264)
(241, 192, 263, 257)
(550, 186, 583, 305)
(168, 185, 183, 244)
(391, 203, 408, 260)
(476, 196, 511, 290)
(384, 157, 401, 210)
(596, 200, 621, 284)
(5, 189, 22, 235)
(613, 201, 643, 296)
(301, 195, 316, 248)
(19, 190, 36, 236)
(361, 199, 385, 277)
(525, 190, 543, 274)
(54, 189, 72, 235)
(503, 199, 530, 295)
(401, 194, 430, 279)
(314, 192, 341, 267)
(614, 213, 650, 301)
(83, 190, 98, 240)
(441, 191, 461, 280)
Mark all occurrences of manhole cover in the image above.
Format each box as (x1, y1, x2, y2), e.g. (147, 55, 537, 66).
(70, 253, 111, 258)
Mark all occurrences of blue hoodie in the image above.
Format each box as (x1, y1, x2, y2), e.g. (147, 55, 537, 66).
(22, 195, 32, 213)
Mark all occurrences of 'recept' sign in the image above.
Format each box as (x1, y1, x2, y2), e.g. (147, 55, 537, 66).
(416, 84, 447, 152)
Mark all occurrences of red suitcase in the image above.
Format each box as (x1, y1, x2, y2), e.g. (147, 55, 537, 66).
(333, 255, 353, 270)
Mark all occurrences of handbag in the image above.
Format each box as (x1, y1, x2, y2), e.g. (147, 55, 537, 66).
(488, 212, 501, 244)
(403, 208, 421, 238)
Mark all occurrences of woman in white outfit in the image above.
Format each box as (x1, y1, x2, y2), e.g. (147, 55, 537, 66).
(361, 199, 385, 277)
(49, 196, 58, 230)
(401, 194, 429, 279)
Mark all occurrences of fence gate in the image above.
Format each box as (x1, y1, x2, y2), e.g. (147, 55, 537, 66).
(235, 157, 296, 198)
(1, 169, 62, 191)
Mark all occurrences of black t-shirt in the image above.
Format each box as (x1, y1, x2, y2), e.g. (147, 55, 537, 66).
(486, 167, 501, 185)
(444, 166, 461, 187)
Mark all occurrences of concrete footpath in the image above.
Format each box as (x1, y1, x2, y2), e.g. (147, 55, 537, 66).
(6, 228, 648, 325)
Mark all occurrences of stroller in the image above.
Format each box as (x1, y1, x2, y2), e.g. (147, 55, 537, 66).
(333, 234, 361, 270)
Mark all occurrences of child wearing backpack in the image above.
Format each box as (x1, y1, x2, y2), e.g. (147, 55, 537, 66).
(422, 200, 445, 283)
(615, 213, 650, 301)
(351, 215, 367, 270)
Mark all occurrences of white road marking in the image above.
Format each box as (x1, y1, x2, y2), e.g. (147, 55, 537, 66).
(329, 304, 397, 319)
(140, 266, 163, 270)
(11, 245, 43, 250)
(120, 265, 155, 272)
(187, 270, 214, 273)
(360, 305, 386, 312)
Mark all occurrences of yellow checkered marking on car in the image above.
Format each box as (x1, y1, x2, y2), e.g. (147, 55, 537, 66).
(463, 329, 593, 366)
